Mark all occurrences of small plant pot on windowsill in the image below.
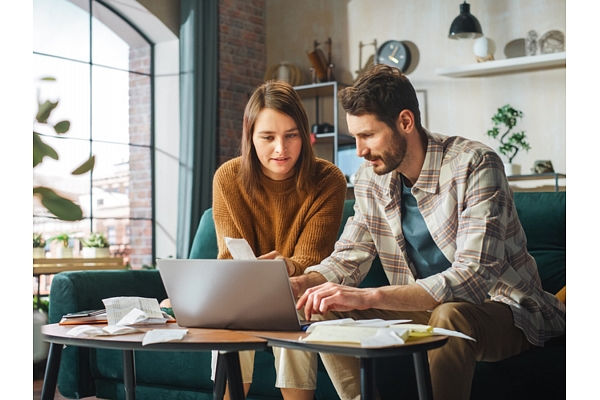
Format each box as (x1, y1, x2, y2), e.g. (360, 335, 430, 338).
(56, 247, 73, 258)
(33, 248, 46, 259)
(82, 247, 110, 258)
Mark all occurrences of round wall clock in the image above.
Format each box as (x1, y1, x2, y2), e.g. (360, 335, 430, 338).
(377, 40, 411, 72)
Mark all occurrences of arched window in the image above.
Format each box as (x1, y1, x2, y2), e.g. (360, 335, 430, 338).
(33, 0, 154, 268)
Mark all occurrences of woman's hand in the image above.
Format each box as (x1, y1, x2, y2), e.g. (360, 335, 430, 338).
(159, 298, 172, 308)
(258, 250, 295, 276)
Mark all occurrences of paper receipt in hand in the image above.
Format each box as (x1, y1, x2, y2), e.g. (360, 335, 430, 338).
(225, 237, 256, 260)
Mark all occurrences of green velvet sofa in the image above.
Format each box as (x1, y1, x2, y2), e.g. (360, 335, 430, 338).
(48, 191, 566, 400)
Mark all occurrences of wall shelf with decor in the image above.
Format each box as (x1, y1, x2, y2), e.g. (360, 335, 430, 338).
(294, 81, 351, 166)
(507, 172, 566, 192)
(435, 52, 566, 78)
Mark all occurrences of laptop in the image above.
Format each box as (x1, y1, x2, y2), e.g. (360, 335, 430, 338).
(157, 259, 310, 331)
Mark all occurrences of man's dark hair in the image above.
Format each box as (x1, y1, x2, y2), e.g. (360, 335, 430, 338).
(338, 64, 423, 134)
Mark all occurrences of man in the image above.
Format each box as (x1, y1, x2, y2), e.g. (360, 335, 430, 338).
(289, 64, 566, 400)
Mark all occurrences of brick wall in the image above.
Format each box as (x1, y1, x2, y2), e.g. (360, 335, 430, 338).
(128, 45, 153, 268)
(217, 0, 266, 166)
(123, 1, 267, 266)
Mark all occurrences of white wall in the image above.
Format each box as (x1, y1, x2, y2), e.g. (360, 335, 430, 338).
(266, 0, 566, 183)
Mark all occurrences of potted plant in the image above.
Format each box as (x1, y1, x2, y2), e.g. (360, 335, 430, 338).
(486, 104, 531, 176)
(33, 233, 46, 259)
(81, 232, 110, 258)
(48, 232, 75, 258)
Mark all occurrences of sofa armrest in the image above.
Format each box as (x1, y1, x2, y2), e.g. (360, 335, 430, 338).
(48, 270, 167, 398)
(49, 270, 167, 323)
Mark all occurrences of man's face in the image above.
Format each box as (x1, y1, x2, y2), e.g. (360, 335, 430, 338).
(347, 113, 407, 175)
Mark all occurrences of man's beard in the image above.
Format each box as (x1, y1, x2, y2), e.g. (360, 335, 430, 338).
(364, 130, 407, 175)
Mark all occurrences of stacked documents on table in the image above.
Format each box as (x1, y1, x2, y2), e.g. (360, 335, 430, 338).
(300, 319, 475, 348)
(59, 296, 174, 326)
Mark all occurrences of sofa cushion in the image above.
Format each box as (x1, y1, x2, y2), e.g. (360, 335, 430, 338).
(189, 208, 219, 259)
(513, 191, 566, 295)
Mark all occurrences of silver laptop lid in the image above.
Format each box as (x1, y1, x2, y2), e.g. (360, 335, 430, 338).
(157, 259, 303, 331)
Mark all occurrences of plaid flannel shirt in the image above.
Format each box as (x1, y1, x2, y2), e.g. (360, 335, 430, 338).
(306, 130, 566, 346)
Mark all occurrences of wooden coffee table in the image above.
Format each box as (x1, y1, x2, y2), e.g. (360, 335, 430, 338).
(41, 323, 268, 400)
(249, 331, 448, 400)
(42, 324, 448, 400)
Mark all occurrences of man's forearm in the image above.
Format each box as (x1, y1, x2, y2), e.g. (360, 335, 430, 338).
(372, 283, 440, 311)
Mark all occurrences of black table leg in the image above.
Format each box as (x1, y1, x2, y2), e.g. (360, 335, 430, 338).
(413, 351, 433, 400)
(213, 352, 227, 400)
(222, 351, 245, 400)
(123, 350, 136, 400)
(41, 342, 63, 400)
(360, 357, 377, 400)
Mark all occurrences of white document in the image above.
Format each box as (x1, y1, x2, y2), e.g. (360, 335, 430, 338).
(303, 325, 381, 344)
(360, 328, 410, 348)
(102, 296, 171, 325)
(115, 308, 173, 326)
(305, 318, 412, 333)
(225, 237, 256, 260)
(66, 325, 143, 337)
(301, 319, 476, 347)
(142, 329, 188, 346)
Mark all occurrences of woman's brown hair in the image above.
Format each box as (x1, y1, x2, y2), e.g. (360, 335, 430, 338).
(239, 80, 316, 194)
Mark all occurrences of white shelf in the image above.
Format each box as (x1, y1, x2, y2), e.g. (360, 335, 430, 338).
(435, 52, 565, 78)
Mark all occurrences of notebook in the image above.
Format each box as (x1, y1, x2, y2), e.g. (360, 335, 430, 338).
(157, 259, 310, 331)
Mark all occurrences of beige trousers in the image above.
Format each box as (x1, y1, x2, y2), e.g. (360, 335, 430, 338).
(310, 301, 532, 400)
(211, 347, 318, 390)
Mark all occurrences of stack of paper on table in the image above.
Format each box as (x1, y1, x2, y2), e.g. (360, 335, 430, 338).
(62, 296, 186, 344)
(300, 319, 475, 348)
(59, 309, 108, 325)
(59, 296, 174, 326)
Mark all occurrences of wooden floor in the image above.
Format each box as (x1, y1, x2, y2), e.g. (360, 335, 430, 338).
(33, 360, 101, 400)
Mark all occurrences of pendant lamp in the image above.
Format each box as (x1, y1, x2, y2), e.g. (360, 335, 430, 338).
(448, 1, 483, 40)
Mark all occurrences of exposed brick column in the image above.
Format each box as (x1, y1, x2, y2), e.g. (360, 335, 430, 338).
(128, 45, 152, 269)
(217, 0, 266, 166)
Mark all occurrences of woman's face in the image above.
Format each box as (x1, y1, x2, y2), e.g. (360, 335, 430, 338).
(252, 108, 302, 181)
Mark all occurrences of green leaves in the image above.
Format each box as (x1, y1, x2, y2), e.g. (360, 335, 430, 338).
(36, 100, 58, 124)
(34, 77, 94, 221)
(33, 187, 83, 221)
(72, 155, 95, 175)
(486, 104, 529, 164)
(33, 132, 59, 167)
(81, 232, 109, 248)
(54, 120, 70, 134)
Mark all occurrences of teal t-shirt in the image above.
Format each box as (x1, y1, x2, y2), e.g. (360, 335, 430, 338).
(401, 180, 451, 278)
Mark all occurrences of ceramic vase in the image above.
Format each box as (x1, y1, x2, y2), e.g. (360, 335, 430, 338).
(82, 247, 110, 258)
(33, 248, 45, 259)
(504, 163, 521, 176)
(473, 36, 496, 62)
(56, 247, 73, 258)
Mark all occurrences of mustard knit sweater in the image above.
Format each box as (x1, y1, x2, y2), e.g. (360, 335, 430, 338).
(212, 157, 347, 276)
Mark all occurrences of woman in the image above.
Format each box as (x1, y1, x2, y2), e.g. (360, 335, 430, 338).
(212, 80, 347, 400)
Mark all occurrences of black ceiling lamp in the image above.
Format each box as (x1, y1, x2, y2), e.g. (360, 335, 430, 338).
(448, 1, 483, 40)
